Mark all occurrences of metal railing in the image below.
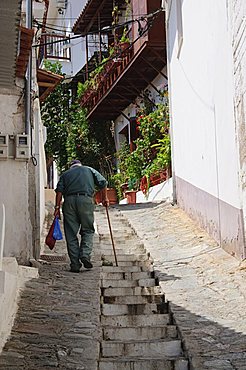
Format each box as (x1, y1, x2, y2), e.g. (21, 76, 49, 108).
(80, 45, 133, 111)
(39, 33, 71, 64)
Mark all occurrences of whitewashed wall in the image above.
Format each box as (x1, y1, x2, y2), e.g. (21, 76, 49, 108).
(46, 0, 87, 77)
(229, 0, 246, 257)
(167, 0, 245, 258)
(0, 89, 33, 263)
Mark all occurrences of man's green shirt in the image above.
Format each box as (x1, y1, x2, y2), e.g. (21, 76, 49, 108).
(55, 165, 107, 197)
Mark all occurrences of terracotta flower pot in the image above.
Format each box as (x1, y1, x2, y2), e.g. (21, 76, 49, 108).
(94, 188, 118, 205)
(119, 42, 130, 51)
(125, 190, 137, 204)
(107, 188, 118, 205)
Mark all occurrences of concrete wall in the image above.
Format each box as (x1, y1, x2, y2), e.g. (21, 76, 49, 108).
(120, 178, 173, 204)
(167, 0, 245, 258)
(0, 87, 34, 263)
(229, 0, 246, 257)
(0, 257, 38, 354)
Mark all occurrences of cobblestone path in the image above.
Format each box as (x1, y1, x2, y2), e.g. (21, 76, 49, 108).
(0, 205, 190, 370)
(1, 201, 244, 369)
(0, 236, 101, 369)
(117, 202, 246, 370)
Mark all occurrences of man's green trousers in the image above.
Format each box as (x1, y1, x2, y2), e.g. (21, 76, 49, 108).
(62, 194, 95, 270)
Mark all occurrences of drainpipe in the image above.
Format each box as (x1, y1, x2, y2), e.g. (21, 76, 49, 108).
(25, 0, 32, 135)
(0, 204, 5, 271)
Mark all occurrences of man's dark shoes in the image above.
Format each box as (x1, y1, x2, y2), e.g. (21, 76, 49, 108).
(81, 257, 93, 269)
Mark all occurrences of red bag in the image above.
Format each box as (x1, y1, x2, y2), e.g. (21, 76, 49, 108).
(45, 218, 56, 250)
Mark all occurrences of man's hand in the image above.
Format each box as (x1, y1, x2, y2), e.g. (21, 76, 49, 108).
(101, 187, 109, 207)
(54, 192, 62, 219)
(102, 198, 110, 207)
(54, 208, 61, 219)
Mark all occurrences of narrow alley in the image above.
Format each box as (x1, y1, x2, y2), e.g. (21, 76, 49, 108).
(0, 202, 245, 369)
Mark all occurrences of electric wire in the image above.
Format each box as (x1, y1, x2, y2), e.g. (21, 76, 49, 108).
(62, 11, 156, 82)
(33, 8, 162, 48)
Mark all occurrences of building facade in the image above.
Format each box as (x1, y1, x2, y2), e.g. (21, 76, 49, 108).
(166, 0, 246, 259)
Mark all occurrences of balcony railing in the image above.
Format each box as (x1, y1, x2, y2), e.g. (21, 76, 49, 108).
(77, 0, 165, 119)
(39, 33, 71, 64)
(80, 44, 133, 111)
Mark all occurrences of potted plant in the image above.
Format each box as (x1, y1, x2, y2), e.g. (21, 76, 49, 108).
(119, 27, 130, 51)
(125, 177, 138, 204)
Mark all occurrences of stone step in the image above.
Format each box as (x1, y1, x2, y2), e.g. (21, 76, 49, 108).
(101, 266, 153, 273)
(103, 260, 153, 267)
(100, 242, 144, 248)
(99, 358, 189, 370)
(100, 234, 134, 241)
(101, 278, 156, 288)
(99, 247, 146, 255)
(102, 286, 162, 297)
(100, 230, 133, 235)
(103, 325, 177, 341)
(101, 339, 182, 358)
(101, 271, 154, 280)
(97, 249, 125, 255)
(103, 294, 164, 305)
(102, 302, 168, 316)
(104, 254, 149, 262)
(101, 313, 170, 327)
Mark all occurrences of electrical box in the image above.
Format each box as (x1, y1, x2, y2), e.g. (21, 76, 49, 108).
(15, 134, 30, 160)
(0, 134, 8, 160)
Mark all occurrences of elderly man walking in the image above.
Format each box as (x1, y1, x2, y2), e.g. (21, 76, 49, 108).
(54, 160, 109, 273)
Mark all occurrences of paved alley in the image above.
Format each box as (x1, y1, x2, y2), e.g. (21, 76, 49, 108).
(0, 201, 245, 369)
(117, 201, 246, 370)
(0, 254, 101, 369)
(0, 204, 189, 370)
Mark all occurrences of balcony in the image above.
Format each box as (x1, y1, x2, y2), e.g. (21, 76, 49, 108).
(73, 0, 166, 121)
(39, 33, 71, 64)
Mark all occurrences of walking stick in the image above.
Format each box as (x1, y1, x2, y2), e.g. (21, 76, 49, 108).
(105, 205, 118, 266)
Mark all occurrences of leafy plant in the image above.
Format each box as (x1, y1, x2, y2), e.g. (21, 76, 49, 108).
(41, 61, 116, 175)
(112, 102, 171, 196)
(120, 29, 130, 43)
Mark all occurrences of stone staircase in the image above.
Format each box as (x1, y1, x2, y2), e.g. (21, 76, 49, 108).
(95, 207, 189, 370)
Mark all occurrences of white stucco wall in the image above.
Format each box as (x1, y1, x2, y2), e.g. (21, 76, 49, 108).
(167, 0, 240, 208)
(46, 0, 87, 77)
(0, 89, 33, 263)
(230, 0, 246, 235)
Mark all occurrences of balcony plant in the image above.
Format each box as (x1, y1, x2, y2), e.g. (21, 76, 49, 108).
(119, 28, 131, 51)
(113, 100, 171, 200)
